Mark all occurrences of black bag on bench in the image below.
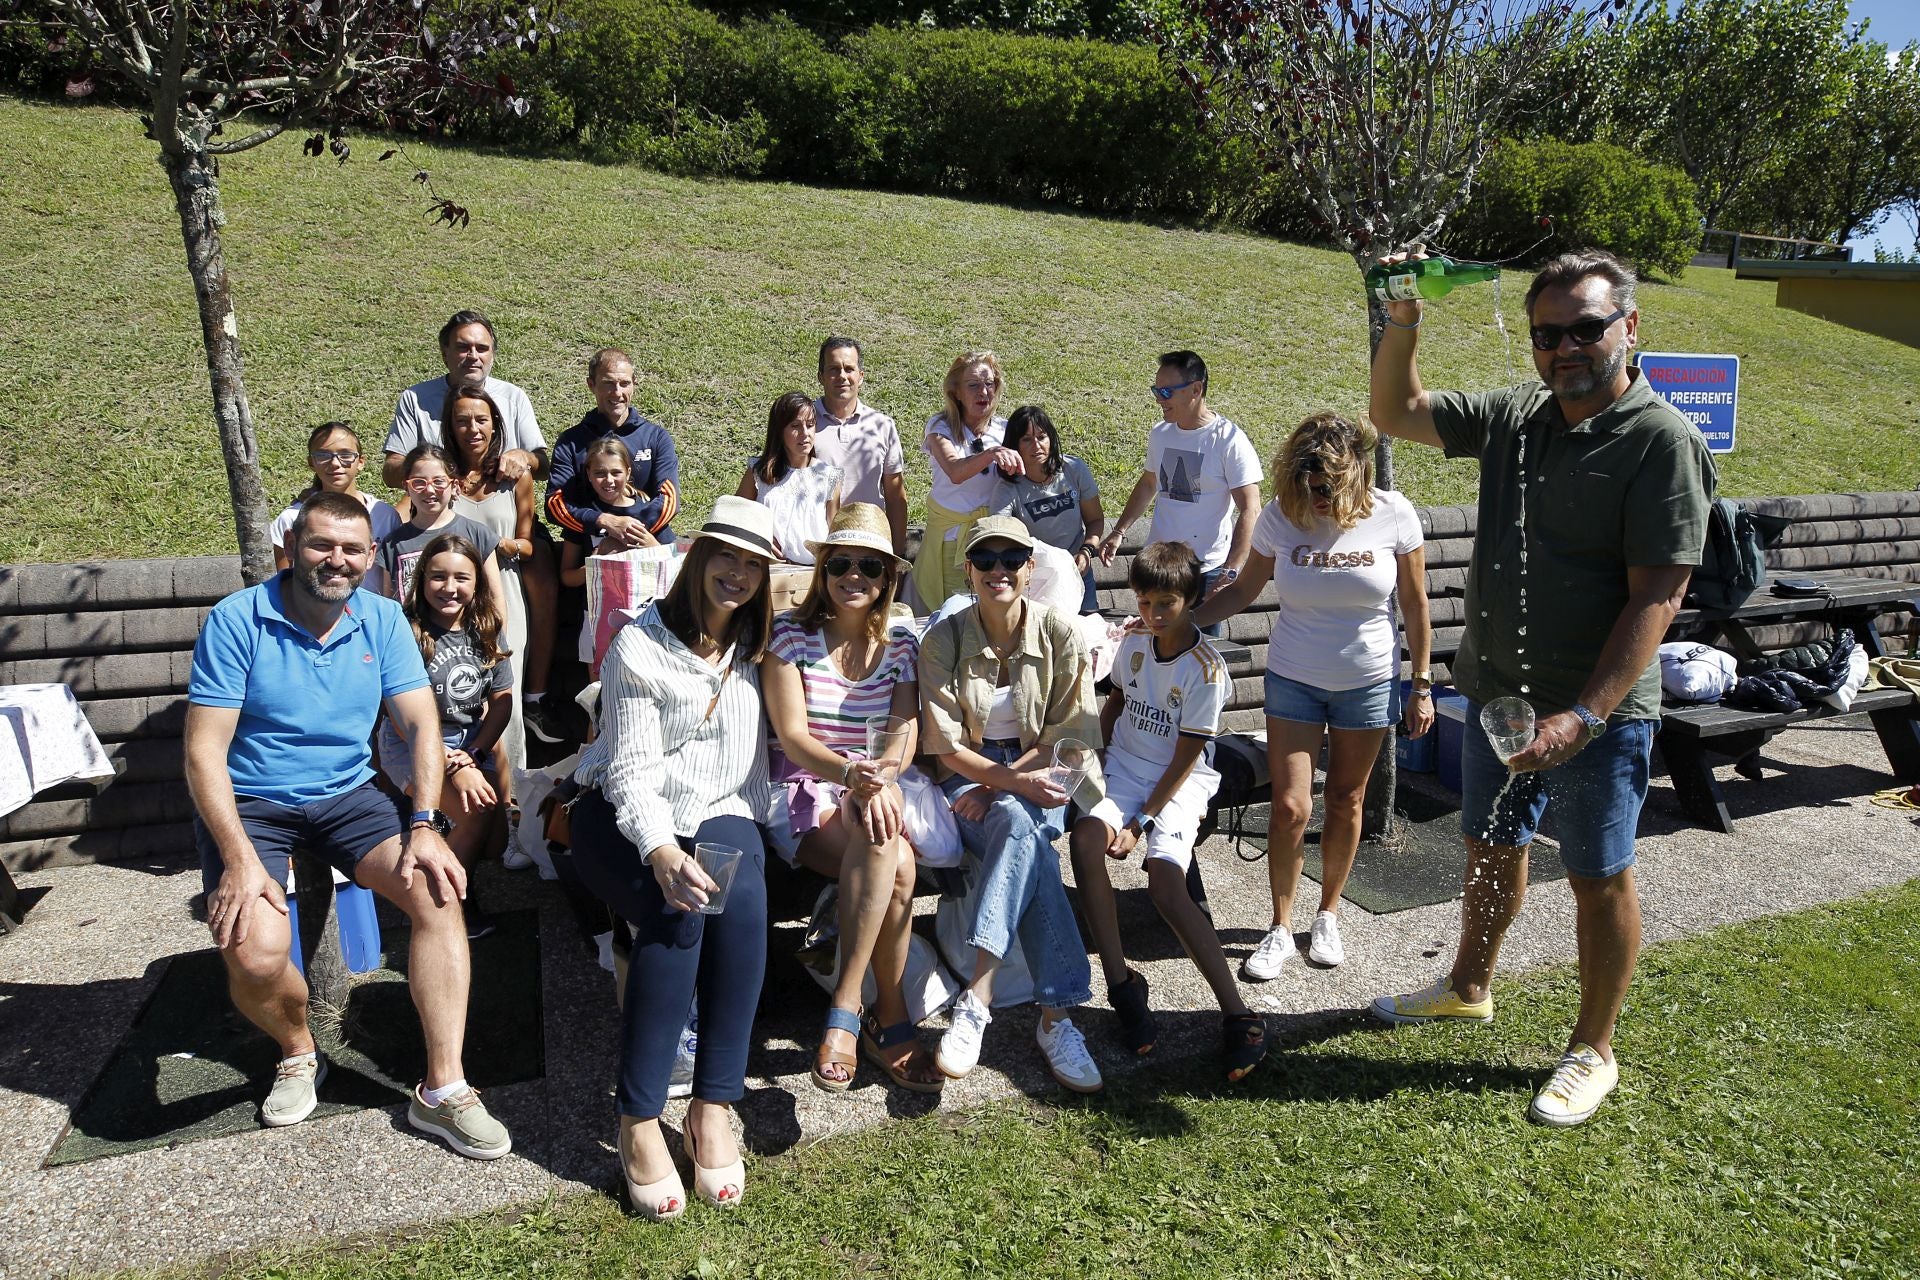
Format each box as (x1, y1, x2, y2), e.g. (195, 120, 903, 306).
(1687, 498, 1790, 610)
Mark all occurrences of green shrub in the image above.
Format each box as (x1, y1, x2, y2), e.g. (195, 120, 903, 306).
(486, 0, 1315, 230)
(1448, 138, 1701, 279)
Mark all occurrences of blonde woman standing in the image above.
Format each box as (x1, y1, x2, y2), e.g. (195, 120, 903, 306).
(1194, 413, 1432, 980)
(913, 351, 1022, 608)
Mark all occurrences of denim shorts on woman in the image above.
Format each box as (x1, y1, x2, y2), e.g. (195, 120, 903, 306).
(1263, 670, 1396, 732)
(1459, 700, 1655, 879)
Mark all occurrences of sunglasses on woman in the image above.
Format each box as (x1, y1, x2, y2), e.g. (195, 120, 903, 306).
(966, 547, 1033, 572)
(1529, 309, 1624, 351)
(825, 555, 888, 580)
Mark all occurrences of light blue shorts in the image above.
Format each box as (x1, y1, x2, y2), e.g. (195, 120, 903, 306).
(1264, 670, 1396, 732)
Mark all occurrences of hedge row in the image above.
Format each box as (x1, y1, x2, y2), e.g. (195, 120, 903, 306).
(483, 0, 1322, 237)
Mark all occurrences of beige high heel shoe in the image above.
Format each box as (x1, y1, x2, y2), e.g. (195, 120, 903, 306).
(621, 1119, 686, 1221)
(681, 1109, 746, 1208)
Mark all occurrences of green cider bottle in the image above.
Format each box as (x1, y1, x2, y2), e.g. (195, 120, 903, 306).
(1365, 255, 1500, 304)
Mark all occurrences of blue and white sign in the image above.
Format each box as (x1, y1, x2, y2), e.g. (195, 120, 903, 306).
(1638, 352, 1739, 454)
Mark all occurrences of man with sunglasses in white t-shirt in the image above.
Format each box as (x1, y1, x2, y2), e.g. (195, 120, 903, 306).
(1367, 247, 1715, 1129)
(1099, 350, 1263, 637)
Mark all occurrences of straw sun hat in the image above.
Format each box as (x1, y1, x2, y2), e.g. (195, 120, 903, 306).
(804, 502, 910, 569)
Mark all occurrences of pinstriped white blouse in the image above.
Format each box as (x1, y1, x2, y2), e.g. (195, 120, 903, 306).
(574, 604, 775, 859)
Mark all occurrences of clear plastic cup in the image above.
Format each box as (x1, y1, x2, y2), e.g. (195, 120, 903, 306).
(865, 714, 913, 783)
(691, 843, 746, 915)
(1049, 737, 1092, 798)
(1480, 696, 1537, 764)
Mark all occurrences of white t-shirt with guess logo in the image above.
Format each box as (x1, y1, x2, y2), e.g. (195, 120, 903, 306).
(1253, 488, 1423, 691)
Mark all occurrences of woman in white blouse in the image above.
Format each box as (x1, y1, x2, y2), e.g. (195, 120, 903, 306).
(569, 496, 779, 1220)
(735, 391, 842, 564)
(912, 350, 1024, 608)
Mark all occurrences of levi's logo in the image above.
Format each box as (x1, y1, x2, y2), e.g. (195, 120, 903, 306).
(1291, 545, 1375, 569)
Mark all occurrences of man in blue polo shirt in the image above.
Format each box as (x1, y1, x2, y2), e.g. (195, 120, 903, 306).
(184, 491, 511, 1159)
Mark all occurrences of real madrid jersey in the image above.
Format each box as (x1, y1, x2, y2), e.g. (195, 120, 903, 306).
(1110, 630, 1229, 783)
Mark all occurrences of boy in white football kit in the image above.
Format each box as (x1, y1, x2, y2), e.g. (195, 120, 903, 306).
(1069, 543, 1270, 1083)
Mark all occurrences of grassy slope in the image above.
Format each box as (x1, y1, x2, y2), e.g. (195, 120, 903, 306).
(129, 881, 1920, 1280)
(3, 94, 1918, 565)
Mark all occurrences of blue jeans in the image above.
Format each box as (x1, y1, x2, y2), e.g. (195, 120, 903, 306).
(569, 791, 768, 1117)
(1459, 702, 1654, 879)
(942, 741, 1092, 1009)
(1198, 566, 1227, 638)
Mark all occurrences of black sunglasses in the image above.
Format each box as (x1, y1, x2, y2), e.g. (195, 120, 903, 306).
(825, 554, 888, 580)
(966, 547, 1033, 573)
(1529, 309, 1625, 352)
(1295, 456, 1332, 498)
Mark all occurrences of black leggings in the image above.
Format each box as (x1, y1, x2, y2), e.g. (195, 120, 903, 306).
(569, 790, 768, 1117)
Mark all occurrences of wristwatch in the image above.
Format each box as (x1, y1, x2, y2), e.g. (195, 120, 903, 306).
(410, 808, 453, 836)
(1570, 704, 1607, 741)
(1128, 812, 1159, 834)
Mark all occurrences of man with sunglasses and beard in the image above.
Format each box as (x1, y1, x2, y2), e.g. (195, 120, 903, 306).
(1366, 248, 1714, 1128)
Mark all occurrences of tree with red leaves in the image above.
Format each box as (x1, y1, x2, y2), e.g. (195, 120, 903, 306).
(29, 0, 554, 581)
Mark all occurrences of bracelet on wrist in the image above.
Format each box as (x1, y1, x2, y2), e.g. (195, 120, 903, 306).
(1384, 313, 1422, 330)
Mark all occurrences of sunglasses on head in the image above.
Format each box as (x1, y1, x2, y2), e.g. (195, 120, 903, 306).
(1529, 309, 1625, 352)
(826, 554, 889, 580)
(967, 547, 1033, 573)
(1150, 376, 1202, 402)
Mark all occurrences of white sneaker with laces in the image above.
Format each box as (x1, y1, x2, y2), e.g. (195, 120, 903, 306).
(1527, 1042, 1619, 1127)
(1242, 925, 1294, 981)
(501, 811, 535, 870)
(1035, 1015, 1104, 1093)
(1308, 911, 1345, 966)
(936, 990, 992, 1079)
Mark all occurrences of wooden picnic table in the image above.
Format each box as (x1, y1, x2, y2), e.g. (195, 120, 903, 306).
(1658, 573, 1920, 833)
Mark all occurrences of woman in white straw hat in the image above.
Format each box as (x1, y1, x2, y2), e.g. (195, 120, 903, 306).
(919, 514, 1108, 1095)
(762, 502, 943, 1094)
(569, 495, 779, 1219)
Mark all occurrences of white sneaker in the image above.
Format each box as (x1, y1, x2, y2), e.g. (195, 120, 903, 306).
(1242, 925, 1294, 981)
(936, 990, 992, 1079)
(501, 809, 534, 870)
(1035, 1015, 1104, 1094)
(1308, 911, 1345, 966)
(1527, 1043, 1619, 1127)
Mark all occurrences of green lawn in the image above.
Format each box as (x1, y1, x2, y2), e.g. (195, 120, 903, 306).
(121, 881, 1920, 1280)
(4, 93, 1919, 567)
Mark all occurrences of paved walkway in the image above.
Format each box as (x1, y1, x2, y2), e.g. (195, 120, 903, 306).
(3, 719, 1917, 1278)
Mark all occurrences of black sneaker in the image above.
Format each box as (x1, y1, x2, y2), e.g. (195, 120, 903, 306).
(522, 697, 567, 744)
(464, 903, 499, 941)
(1111, 969, 1157, 1056)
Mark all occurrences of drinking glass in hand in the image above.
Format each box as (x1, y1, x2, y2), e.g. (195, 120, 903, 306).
(865, 715, 913, 784)
(1480, 697, 1536, 765)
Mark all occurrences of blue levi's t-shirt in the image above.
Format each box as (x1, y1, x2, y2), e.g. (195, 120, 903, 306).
(188, 574, 430, 806)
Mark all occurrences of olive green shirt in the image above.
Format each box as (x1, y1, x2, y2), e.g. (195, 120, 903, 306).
(1429, 370, 1716, 721)
(919, 599, 1106, 809)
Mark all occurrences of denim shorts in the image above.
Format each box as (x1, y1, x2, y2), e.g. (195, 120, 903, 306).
(1459, 701, 1654, 879)
(1263, 670, 1397, 732)
(195, 779, 407, 896)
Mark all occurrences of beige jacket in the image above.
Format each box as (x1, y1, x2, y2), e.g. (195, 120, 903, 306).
(919, 600, 1105, 808)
